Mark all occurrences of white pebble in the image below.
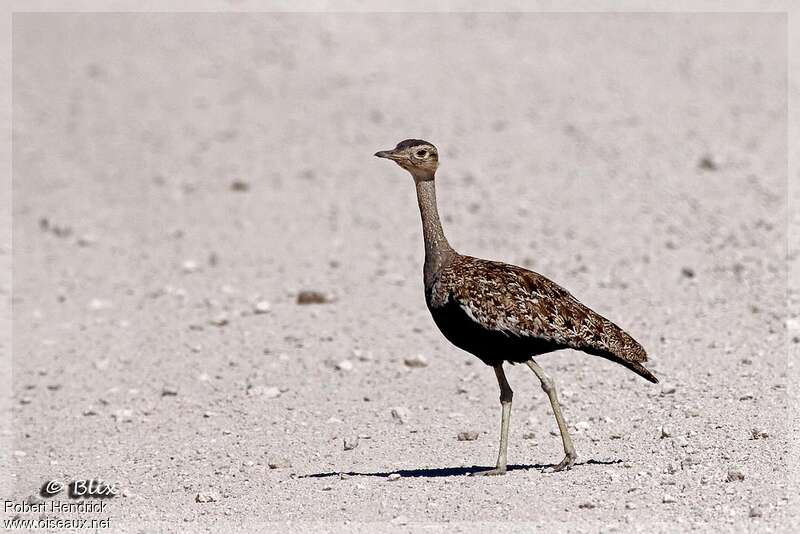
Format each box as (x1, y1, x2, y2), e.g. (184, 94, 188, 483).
(253, 301, 271, 314)
(335, 360, 354, 371)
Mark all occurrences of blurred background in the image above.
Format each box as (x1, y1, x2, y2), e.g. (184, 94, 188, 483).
(9, 12, 790, 530)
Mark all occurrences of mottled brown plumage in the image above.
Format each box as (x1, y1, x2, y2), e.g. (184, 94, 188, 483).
(428, 255, 657, 382)
(375, 138, 657, 474)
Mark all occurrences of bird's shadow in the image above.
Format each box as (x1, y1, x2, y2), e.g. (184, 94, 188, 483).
(299, 459, 622, 479)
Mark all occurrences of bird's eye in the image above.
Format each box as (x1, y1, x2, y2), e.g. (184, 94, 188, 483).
(415, 150, 428, 158)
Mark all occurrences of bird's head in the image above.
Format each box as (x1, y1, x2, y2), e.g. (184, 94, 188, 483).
(374, 139, 439, 181)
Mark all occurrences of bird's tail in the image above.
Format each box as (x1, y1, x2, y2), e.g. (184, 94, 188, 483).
(580, 328, 659, 384)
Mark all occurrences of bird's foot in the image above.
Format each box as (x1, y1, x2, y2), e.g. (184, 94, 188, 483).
(472, 467, 507, 476)
(543, 453, 577, 473)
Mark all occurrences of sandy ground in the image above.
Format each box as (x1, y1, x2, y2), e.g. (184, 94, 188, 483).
(5, 11, 794, 532)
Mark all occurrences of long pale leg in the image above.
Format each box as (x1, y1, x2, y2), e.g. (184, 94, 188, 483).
(476, 364, 513, 476)
(526, 359, 577, 471)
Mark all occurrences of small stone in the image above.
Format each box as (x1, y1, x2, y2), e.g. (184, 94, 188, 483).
(335, 360, 354, 372)
(209, 314, 229, 327)
(230, 180, 250, 191)
(750, 428, 768, 440)
(25, 494, 44, 506)
(353, 349, 372, 362)
(698, 155, 718, 171)
(253, 301, 271, 314)
(111, 409, 134, 422)
(195, 492, 218, 503)
(82, 407, 98, 416)
(88, 298, 112, 311)
(457, 431, 479, 441)
(296, 290, 329, 305)
(161, 385, 179, 397)
(268, 458, 291, 469)
(726, 467, 745, 482)
(578, 501, 596, 509)
(181, 260, 199, 273)
(391, 514, 409, 525)
(662, 494, 676, 504)
(19, 397, 32, 405)
(247, 385, 281, 398)
(749, 505, 762, 518)
(522, 432, 536, 440)
(739, 393, 754, 401)
(660, 383, 677, 395)
(76, 234, 97, 247)
(660, 425, 672, 439)
(625, 502, 636, 510)
(680, 267, 695, 278)
(390, 407, 409, 424)
(404, 354, 429, 368)
(387, 473, 401, 481)
(343, 436, 359, 451)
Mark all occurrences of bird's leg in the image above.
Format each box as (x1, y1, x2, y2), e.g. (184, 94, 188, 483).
(526, 359, 577, 472)
(475, 364, 513, 476)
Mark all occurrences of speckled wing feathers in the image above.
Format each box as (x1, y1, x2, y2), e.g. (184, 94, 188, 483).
(428, 255, 656, 382)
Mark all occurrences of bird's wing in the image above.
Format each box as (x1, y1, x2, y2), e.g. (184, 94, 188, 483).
(432, 255, 648, 365)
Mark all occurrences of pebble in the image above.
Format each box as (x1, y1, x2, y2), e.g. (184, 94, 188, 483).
(662, 494, 676, 504)
(353, 349, 373, 362)
(578, 501, 596, 509)
(335, 360, 354, 372)
(457, 431, 479, 441)
(268, 458, 292, 469)
(343, 436, 359, 451)
(88, 298, 112, 311)
(660, 425, 672, 439)
(749, 505, 763, 518)
(387, 473, 401, 481)
(209, 314, 229, 327)
(739, 393, 754, 401)
(575, 421, 590, 432)
(391, 515, 409, 525)
(522, 432, 536, 440)
(726, 467, 745, 482)
(750, 428, 768, 440)
(25, 494, 44, 506)
(181, 260, 199, 273)
(253, 301, 271, 314)
(680, 267, 695, 278)
(296, 290, 329, 305)
(248, 385, 281, 398)
(194, 492, 218, 503)
(698, 154, 718, 170)
(161, 385, 179, 397)
(390, 407, 409, 424)
(230, 180, 250, 191)
(660, 383, 677, 395)
(404, 354, 429, 368)
(111, 409, 134, 422)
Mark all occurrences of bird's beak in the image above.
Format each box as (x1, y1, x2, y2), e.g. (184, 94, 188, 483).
(374, 149, 401, 160)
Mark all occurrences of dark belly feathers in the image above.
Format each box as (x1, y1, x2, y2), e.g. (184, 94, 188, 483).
(425, 255, 658, 382)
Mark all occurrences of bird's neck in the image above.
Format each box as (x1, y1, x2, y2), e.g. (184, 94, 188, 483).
(414, 177, 454, 286)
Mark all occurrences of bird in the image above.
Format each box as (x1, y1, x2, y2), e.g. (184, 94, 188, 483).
(374, 139, 657, 475)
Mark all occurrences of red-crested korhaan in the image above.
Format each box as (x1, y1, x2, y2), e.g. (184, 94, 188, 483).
(375, 139, 657, 475)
